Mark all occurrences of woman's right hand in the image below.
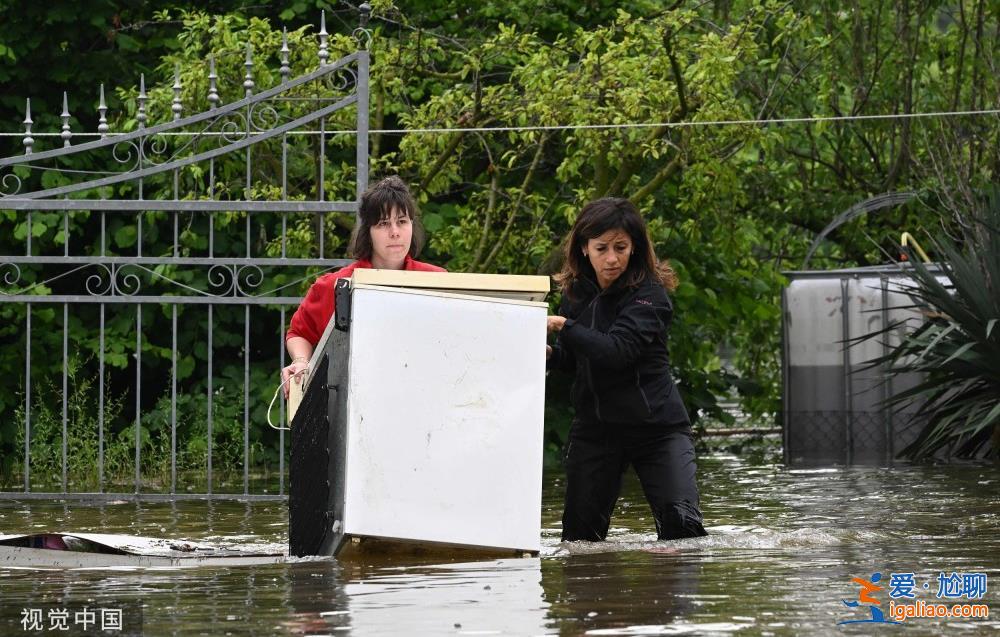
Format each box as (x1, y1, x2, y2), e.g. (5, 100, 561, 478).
(547, 315, 567, 334)
(281, 361, 310, 399)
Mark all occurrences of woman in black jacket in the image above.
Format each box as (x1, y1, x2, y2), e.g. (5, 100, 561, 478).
(547, 197, 707, 541)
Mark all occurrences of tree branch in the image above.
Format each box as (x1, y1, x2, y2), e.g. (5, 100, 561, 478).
(398, 65, 467, 81)
(471, 169, 499, 270)
(416, 72, 482, 195)
(481, 133, 549, 272)
(593, 133, 610, 197)
(628, 152, 684, 206)
(604, 121, 676, 196)
(883, 0, 919, 190)
(663, 27, 688, 118)
(592, 55, 610, 198)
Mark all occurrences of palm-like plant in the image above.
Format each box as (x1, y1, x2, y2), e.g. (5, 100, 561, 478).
(866, 187, 1000, 460)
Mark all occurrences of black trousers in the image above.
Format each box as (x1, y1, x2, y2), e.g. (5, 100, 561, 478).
(561, 422, 708, 541)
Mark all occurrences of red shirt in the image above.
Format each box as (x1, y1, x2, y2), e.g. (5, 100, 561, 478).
(285, 255, 446, 346)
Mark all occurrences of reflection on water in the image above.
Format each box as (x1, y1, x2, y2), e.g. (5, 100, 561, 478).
(1, 455, 998, 635)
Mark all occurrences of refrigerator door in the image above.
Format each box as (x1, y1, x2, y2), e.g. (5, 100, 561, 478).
(342, 285, 546, 553)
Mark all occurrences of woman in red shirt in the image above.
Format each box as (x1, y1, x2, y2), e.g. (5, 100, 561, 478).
(281, 176, 444, 394)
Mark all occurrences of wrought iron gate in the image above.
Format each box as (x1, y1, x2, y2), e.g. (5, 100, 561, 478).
(0, 10, 371, 500)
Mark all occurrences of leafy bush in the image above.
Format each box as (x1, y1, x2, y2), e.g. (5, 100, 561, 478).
(8, 354, 272, 491)
(869, 187, 1000, 460)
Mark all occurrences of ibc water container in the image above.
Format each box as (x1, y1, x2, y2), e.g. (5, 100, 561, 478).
(781, 265, 938, 465)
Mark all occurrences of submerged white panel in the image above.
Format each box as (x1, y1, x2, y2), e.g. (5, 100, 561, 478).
(343, 558, 545, 634)
(787, 275, 935, 367)
(343, 286, 546, 552)
(786, 278, 845, 367)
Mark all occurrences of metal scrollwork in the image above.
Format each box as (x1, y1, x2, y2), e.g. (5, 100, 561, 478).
(142, 133, 172, 167)
(0, 262, 22, 289)
(235, 264, 264, 296)
(248, 102, 282, 133)
(208, 264, 237, 297)
(111, 139, 141, 173)
(220, 114, 250, 145)
(0, 169, 23, 198)
(113, 264, 143, 296)
(85, 263, 114, 296)
(324, 67, 358, 93)
(353, 28, 372, 51)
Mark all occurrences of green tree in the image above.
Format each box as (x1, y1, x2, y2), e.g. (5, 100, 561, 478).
(2, 1, 998, 480)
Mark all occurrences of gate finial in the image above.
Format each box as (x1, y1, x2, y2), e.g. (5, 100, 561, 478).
(319, 10, 329, 66)
(61, 93, 73, 148)
(244, 43, 255, 98)
(207, 55, 220, 109)
(280, 28, 291, 84)
(172, 65, 183, 121)
(22, 98, 34, 155)
(98, 84, 109, 137)
(138, 74, 148, 129)
(356, 3, 373, 49)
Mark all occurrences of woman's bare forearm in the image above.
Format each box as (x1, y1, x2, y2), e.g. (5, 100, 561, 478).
(285, 336, 314, 364)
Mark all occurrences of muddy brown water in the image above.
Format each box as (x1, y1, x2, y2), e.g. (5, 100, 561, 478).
(1, 454, 998, 635)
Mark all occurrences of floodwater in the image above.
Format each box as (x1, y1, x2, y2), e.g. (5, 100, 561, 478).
(1, 454, 998, 636)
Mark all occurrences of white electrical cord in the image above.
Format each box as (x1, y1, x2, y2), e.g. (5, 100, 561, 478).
(266, 368, 308, 432)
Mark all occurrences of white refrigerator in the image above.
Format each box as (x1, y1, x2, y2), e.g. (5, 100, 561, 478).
(289, 270, 549, 558)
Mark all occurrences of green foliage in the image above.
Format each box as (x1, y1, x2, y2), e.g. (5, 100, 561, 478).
(0, 8, 354, 482)
(864, 187, 1000, 460)
(380, 4, 807, 426)
(2, 0, 999, 477)
(0, 1, 346, 155)
(8, 353, 272, 490)
(11, 357, 126, 488)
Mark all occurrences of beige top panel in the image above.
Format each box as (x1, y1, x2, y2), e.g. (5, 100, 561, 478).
(351, 269, 551, 302)
(352, 283, 549, 308)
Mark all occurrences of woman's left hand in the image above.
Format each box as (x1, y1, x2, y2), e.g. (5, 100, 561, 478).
(547, 315, 567, 334)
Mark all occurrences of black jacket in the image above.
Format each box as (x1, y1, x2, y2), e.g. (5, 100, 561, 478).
(548, 273, 689, 427)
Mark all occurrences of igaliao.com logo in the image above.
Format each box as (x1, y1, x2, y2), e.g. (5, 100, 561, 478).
(839, 571, 990, 625)
(839, 572, 900, 625)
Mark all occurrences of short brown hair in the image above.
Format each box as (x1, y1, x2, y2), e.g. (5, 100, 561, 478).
(554, 197, 678, 297)
(349, 175, 426, 260)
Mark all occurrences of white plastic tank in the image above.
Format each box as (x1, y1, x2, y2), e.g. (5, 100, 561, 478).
(782, 266, 937, 465)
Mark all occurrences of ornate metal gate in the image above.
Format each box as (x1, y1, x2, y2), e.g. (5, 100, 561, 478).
(0, 10, 371, 500)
